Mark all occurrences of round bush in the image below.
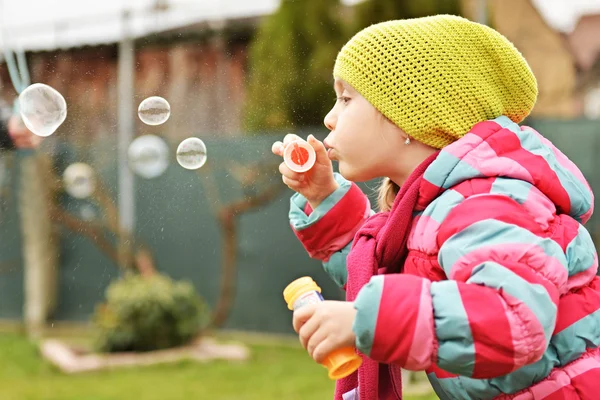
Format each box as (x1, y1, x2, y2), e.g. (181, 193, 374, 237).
(93, 273, 209, 352)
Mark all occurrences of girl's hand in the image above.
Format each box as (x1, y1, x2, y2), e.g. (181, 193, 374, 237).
(272, 133, 339, 209)
(292, 300, 357, 364)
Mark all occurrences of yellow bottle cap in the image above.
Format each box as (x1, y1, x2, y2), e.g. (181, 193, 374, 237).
(283, 276, 321, 310)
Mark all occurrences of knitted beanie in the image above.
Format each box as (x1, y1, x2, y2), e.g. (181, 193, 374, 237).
(333, 15, 538, 149)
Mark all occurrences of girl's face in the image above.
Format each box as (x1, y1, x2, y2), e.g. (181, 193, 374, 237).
(323, 79, 409, 183)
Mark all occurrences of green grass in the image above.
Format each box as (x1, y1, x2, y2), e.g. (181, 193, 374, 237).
(0, 333, 438, 400)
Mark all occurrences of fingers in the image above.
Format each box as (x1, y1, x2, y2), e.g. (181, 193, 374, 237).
(271, 141, 284, 156)
(272, 133, 303, 157)
(305, 324, 328, 357)
(312, 338, 335, 364)
(298, 311, 321, 350)
(278, 162, 304, 181)
(292, 303, 318, 333)
(283, 133, 302, 146)
(307, 135, 330, 166)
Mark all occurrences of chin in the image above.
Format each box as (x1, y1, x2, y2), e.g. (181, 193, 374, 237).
(338, 163, 373, 183)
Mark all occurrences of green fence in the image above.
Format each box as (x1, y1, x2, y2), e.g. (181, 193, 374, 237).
(0, 133, 347, 334)
(1, 118, 599, 334)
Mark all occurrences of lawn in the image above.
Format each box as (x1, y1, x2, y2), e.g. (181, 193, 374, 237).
(0, 332, 438, 400)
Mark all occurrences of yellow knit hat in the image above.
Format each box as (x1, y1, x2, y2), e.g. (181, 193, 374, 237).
(333, 15, 538, 149)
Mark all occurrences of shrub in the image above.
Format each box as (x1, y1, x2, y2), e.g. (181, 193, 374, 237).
(93, 273, 209, 352)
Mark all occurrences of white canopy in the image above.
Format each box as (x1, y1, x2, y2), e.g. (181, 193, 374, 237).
(0, 0, 280, 52)
(1, 0, 598, 53)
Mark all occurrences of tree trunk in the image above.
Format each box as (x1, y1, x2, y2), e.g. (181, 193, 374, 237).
(19, 152, 58, 339)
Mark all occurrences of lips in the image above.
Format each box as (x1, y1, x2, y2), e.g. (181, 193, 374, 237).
(327, 148, 337, 161)
(324, 139, 337, 160)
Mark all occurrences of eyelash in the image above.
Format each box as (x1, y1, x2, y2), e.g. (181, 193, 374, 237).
(336, 96, 351, 104)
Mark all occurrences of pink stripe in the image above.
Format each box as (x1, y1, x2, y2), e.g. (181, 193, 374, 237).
(524, 126, 595, 223)
(372, 275, 424, 366)
(580, 207, 594, 226)
(408, 215, 441, 254)
(524, 126, 593, 193)
(496, 348, 600, 400)
(449, 244, 568, 295)
(320, 203, 371, 262)
(500, 294, 524, 372)
(531, 349, 600, 399)
(567, 253, 598, 291)
(503, 292, 548, 370)
(527, 371, 572, 399)
(404, 279, 436, 370)
(521, 186, 555, 231)
(444, 132, 484, 159)
(459, 282, 517, 377)
(460, 139, 535, 183)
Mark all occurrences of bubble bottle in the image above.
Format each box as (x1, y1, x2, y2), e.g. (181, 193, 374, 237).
(283, 276, 362, 380)
(283, 138, 316, 173)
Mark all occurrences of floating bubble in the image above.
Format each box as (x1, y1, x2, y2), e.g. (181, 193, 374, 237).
(63, 163, 96, 199)
(138, 96, 171, 126)
(176, 137, 207, 170)
(79, 204, 97, 221)
(128, 134, 170, 179)
(18, 83, 67, 137)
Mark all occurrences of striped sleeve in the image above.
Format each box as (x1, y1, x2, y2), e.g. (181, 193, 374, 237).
(289, 173, 372, 287)
(352, 194, 567, 379)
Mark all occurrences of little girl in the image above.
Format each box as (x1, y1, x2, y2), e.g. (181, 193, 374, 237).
(272, 15, 600, 400)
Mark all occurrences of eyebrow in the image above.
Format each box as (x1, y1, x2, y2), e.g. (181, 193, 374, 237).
(334, 80, 343, 94)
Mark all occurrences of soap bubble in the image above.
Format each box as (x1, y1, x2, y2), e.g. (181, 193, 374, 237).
(18, 83, 67, 137)
(79, 204, 97, 221)
(63, 163, 95, 199)
(138, 96, 171, 126)
(128, 134, 170, 179)
(176, 138, 207, 170)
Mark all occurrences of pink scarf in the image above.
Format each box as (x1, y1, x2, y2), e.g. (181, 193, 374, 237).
(335, 151, 439, 400)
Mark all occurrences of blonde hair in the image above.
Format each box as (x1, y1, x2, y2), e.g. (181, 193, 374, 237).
(377, 177, 400, 212)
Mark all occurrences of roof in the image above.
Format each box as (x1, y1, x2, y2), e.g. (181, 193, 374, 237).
(4, 0, 594, 54)
(0, 0, 280, 52)
(0, 0, 366, 53)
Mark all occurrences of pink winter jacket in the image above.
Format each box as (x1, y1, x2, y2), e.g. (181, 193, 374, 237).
(289, 116, 600, 399)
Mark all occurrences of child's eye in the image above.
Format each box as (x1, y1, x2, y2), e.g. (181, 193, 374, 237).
(336, 96, 351, 104)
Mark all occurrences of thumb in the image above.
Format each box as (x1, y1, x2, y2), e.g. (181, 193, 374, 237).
(307, 135, 329, 164)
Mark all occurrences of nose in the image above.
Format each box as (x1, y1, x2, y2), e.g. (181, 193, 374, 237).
(324, 107, 337, 131)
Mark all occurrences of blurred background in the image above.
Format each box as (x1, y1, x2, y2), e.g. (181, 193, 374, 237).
(0, 0, 599, 399)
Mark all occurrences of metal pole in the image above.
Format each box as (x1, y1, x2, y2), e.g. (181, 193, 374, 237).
(477, 0, 488, 25)
(117, 10, 135, 269)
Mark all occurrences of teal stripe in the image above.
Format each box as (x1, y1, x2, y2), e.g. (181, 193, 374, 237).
(322, 241, 351, 287)
(429, 291, 600, 397)
(565, 224, 596, 277)
(289, 173, 352, 230)
(496, 115, 592, 222)
(352, 276, 383, 357)
(430, 347, 557, 398)
(427, 373, 460, 400)
(551, 307, 600, 365)
(431, 280, 475, 376)
(468, 262, 557, 342)
(445, 159, 485, 190)
(421, 189, 465, 224)
(439, 219, 568, 277)
(424, 150, 485, 190)
(490, 178, 534, 205)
